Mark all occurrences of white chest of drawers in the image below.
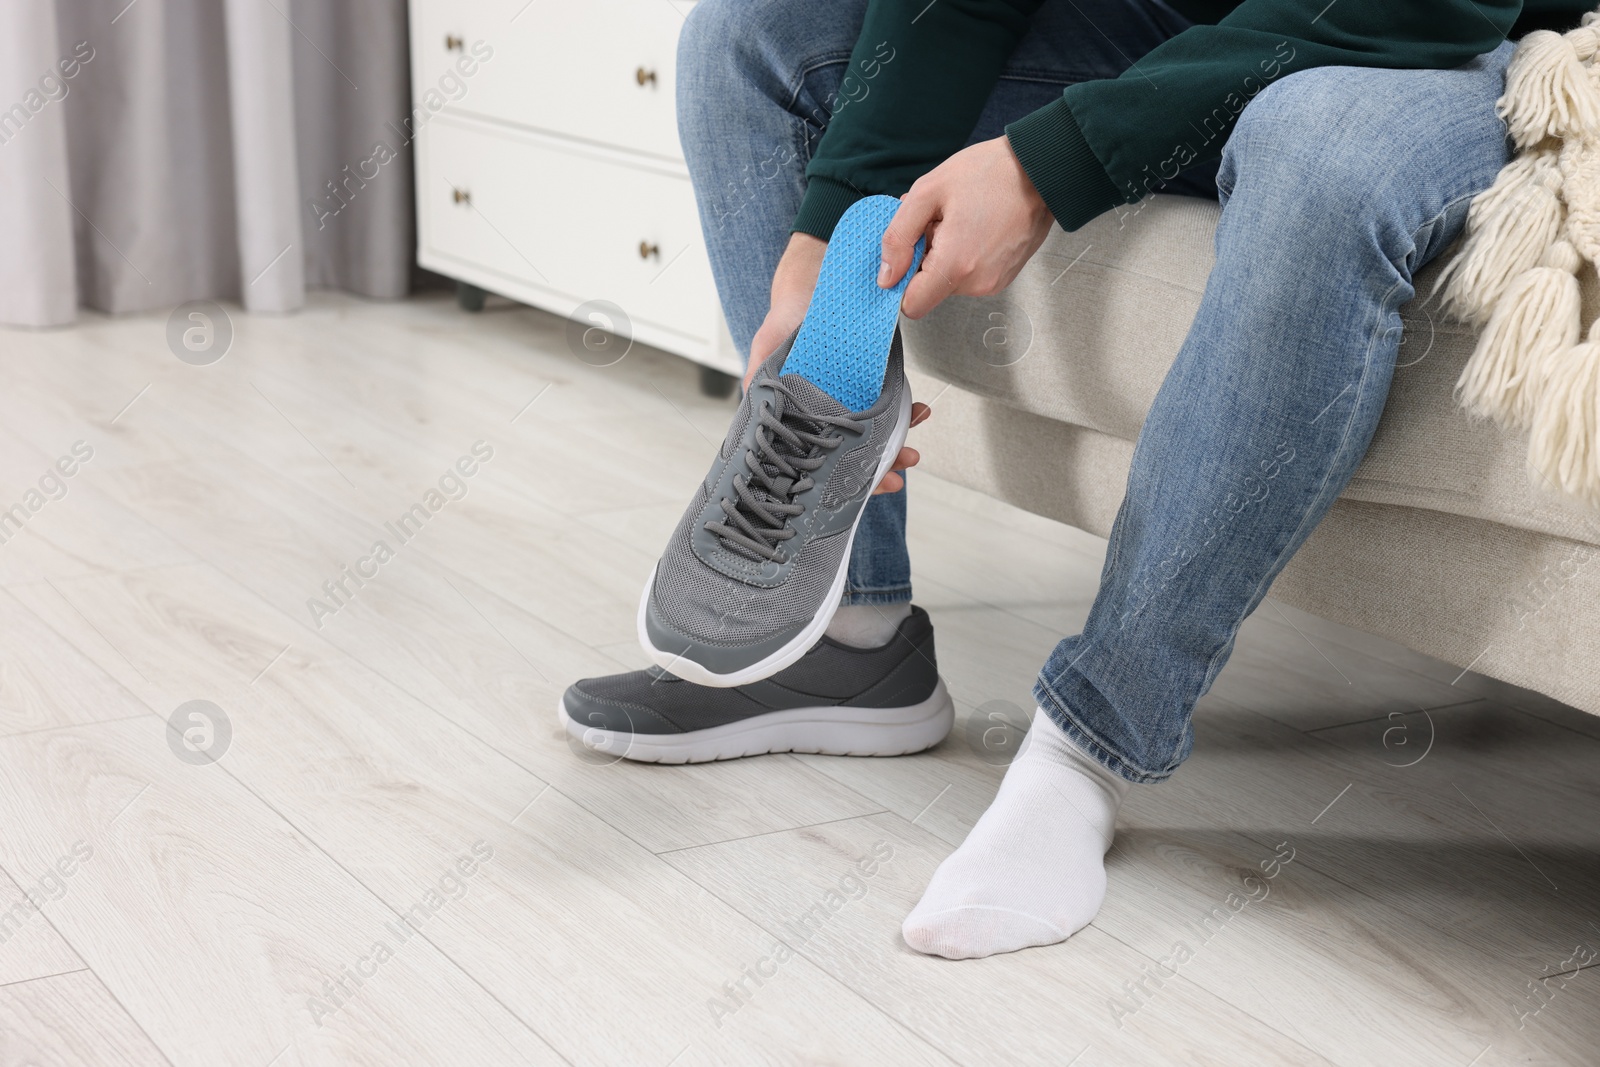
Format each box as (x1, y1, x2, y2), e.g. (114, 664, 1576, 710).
(407, 0, 738, 384)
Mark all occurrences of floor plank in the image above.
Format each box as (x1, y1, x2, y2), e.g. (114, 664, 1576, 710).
(0, 591, 150, 738)
(1311, 697, 1600, 807)
(0, 970, 167, 1067)
(0, 424, 195, 585)
(0, 868, 84, 988)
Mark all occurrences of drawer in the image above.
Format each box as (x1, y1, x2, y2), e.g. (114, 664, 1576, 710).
(409, 0, 686, 160)
(419, 118, 716, 343)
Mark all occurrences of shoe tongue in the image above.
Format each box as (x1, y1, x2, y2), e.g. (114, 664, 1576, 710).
(777, 373, 852, 418)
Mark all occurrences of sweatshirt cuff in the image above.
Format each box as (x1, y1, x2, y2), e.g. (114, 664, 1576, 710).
(1005, 97, 1127, 233)
(791, 176, 865, 241)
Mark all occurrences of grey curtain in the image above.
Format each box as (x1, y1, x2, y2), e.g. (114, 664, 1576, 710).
(0, 0, 416, 327)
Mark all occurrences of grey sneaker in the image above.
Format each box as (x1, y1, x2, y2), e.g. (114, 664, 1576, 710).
(567, 606, 951, 763)
(637, 328, 912, 686)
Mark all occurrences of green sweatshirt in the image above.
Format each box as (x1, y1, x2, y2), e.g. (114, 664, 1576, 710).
(793, 0, 1592, 238)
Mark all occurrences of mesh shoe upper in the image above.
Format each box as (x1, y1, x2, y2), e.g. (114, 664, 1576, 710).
(648, 330, 907, 651)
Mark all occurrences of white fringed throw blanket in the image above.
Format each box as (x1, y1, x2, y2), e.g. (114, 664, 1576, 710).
(1436, 9, 1600, 504)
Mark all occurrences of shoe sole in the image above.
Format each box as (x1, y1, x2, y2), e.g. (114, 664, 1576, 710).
(559, 678, 954, 764)
(636, 383, 913, 688)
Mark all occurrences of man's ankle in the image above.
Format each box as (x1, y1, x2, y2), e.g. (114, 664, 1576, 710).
(826, 601, 912, 648)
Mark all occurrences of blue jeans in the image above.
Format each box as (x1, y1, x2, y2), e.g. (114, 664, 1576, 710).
(677, 0, 1514, 781)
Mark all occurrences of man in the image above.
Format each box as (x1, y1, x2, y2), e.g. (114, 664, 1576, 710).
(562, 0, 1590, 959)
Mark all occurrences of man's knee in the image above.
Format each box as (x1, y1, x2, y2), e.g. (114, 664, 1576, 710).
(1220, 68, 1393, 213)
(1219, 60, 1510, 230)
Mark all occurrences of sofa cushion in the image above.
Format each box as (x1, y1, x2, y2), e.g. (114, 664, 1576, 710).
(902, 194, 1600, 546)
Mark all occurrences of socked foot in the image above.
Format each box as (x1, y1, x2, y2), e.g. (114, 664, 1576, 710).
(902, 708, 1130, 959)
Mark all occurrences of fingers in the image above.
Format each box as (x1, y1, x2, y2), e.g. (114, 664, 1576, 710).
(747, 304, 807, 387)
(909, 401, 931, 427)
(872, 445, 920, 496)
(900, 254, 957, 319)
(879, 192, 937, 289)
(744, 326, 780, 389)
(748, 233, 829, 389)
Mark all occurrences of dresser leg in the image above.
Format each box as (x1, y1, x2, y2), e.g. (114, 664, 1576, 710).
(455, 281, 487, 312)
(699, 365, 738, 398)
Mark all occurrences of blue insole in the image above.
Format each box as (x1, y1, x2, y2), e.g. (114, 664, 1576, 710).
(783, 195, 925, 412)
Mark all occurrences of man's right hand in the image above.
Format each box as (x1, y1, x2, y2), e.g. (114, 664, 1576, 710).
(746, 232, 828, 390)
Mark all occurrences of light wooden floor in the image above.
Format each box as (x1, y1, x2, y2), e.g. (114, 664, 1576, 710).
(1, 292, 1597, 1067)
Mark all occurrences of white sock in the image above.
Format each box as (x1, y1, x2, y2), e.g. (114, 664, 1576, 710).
(902, 708, 1130, 959)
(825, 601, 911, 649)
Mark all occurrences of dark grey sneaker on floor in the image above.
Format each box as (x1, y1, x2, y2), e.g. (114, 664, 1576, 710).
(568, 606, 951, 763)
(637, 328, 911, 687)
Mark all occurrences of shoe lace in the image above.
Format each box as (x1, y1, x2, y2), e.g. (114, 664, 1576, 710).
(705, 377, 863, 563)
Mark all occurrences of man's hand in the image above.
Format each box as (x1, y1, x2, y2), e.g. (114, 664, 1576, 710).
(875, 402, 929, 495)
(747, 233, 827, 390)
(744, 230, 933, 497)
(878, 135, 1052, 320)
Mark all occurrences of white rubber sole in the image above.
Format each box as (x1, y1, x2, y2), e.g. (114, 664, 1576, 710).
(638, 384, 913, 688)
(560, 678, 954, 764)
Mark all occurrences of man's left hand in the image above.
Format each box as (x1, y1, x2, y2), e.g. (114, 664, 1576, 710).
(877, 135, 1054, 320)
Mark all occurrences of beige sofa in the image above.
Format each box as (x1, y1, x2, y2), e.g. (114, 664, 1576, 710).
(902, 194, 1600, 717)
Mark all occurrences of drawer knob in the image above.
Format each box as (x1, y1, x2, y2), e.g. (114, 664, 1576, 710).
(635, 66, 657, 87)
(452, 188, 471, 205)
(638, 241, 660, 261)
(445, 34, 464, 51)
